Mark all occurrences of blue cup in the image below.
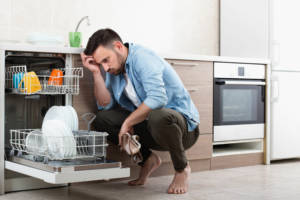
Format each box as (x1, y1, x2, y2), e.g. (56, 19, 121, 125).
(13, 72, 24, 89)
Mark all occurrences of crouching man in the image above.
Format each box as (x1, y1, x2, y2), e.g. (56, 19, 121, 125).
(81, 28, 200, 194)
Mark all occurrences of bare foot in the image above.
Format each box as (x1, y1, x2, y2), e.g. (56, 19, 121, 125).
(128, 152, 161, 186)
(167, 163, 191, 194)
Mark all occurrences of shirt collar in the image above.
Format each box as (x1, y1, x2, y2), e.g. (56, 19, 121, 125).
(124, 43, 133, 72)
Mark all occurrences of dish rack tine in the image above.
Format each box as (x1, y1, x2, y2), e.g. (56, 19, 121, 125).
(81, 113, 96, 132)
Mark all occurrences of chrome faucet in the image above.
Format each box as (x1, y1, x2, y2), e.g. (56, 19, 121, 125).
(75, 16, 90, 32)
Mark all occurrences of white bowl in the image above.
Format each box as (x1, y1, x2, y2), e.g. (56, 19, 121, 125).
(26, 130, 47, 155)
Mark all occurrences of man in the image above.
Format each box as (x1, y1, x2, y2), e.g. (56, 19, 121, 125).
(81, 28, 200, 194)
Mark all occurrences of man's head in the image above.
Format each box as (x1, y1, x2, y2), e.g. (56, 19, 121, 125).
(84, 28, 127, 75)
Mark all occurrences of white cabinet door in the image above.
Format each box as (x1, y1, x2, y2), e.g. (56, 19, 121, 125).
(220, 0, 269, 59)
(271, 71, 300, 160)
(270, 0, 300, 69)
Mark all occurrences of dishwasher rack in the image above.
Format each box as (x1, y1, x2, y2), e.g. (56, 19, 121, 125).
(9, 129, 108, 163)
(5, 65, 83, 95)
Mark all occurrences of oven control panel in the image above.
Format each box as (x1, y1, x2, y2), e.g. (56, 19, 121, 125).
(214, 62, 265, 79)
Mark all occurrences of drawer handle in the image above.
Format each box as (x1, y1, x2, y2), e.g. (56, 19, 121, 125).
(170, 62, 199, 67)
(187, 88, 199, 93)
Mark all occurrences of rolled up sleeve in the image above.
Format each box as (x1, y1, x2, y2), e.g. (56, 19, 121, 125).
(134, 53, 168, 109)
(97, 75, 115, 110)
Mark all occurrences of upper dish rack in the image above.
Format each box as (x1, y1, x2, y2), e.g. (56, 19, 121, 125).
(5, 65, 83, 95)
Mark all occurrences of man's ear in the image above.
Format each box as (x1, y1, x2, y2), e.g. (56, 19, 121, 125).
(113, 41, 123, 50)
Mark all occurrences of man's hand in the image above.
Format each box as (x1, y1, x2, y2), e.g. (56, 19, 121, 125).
(80, 53, 100, 74)
(118, 122, 134, 147)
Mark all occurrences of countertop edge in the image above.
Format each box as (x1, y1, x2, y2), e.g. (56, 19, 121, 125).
(0, 44, 270, 64)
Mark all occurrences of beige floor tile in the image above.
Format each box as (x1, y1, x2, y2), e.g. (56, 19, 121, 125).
(1, 159, 300, 200)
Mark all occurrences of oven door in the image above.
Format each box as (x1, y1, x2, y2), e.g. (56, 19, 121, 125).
(213, 79, 265, 142)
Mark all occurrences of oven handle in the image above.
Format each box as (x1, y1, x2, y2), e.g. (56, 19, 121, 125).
(220, 80, 266, 86)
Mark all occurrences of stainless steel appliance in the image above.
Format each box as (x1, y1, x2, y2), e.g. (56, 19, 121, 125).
(0, 46, 129, 194)
(213, 62, 265, 142)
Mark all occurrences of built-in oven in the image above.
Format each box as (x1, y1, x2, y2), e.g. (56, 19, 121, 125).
(213, 62, 265, 142)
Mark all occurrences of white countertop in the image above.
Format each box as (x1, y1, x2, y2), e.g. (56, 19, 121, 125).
(0, 43, 270, 64)
(0, 43, 84, 54)
(161, 53, 270, 64)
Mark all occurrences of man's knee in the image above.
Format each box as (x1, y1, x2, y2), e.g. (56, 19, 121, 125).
(93, 110, 111, 131)
(147, 108, 180, 142)
(148, 108, 174, 128)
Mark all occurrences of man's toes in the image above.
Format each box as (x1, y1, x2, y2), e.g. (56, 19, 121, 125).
(167, 186, 174, 194)
(128, 180, 138, 186)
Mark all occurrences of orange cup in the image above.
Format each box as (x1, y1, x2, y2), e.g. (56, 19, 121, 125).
(48, 69, 63, 86)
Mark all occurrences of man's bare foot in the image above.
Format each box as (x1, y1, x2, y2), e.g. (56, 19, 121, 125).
(167, 163, 191, 194)
(128, 152, 161, 186)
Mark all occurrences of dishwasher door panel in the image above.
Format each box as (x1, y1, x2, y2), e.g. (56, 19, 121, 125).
(5, 157, 129, 184)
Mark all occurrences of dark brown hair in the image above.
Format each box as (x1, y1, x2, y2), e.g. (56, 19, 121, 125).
(84, 28, 123, 55)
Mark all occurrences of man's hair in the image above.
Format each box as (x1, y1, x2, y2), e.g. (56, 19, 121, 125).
(84, 28, 123, 55)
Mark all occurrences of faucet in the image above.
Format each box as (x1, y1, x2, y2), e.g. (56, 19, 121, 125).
(75, 16, 90, 32)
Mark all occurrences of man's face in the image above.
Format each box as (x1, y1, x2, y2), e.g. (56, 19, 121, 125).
(92, 43, 125, 75)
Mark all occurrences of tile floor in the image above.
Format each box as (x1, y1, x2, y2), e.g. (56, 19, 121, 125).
(1, 159, 300, 200)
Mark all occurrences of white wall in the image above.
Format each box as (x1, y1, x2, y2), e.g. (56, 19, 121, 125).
(0, 0, 219, 55)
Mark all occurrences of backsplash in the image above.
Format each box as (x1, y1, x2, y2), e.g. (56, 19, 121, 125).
(0, 0, 219, 55)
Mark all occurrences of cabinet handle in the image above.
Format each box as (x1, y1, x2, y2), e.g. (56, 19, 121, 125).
(187, 88, 199, 93)
(170, 62, 199, 67)
(271, 76, 280, 103)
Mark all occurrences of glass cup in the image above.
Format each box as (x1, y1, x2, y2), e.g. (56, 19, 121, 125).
(69, 32, 82, 47)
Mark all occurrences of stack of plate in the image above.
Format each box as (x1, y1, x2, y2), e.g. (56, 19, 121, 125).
(41, 106, 79, 159)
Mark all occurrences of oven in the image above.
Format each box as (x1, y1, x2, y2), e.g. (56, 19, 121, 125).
(213, 62, 265, 142)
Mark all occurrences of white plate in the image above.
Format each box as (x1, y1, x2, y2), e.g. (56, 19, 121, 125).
(43, 106, 73, 131)
(42, 120, 65, 159)
(42, 106, 59, 128)
(61, 120, 76, 158)
(66, 105, 78, 131)
(42, 106, 77, 159)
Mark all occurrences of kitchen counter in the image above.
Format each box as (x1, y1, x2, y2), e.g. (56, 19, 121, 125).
(0, 43, 270, 64)
(0, 43, 84, 54)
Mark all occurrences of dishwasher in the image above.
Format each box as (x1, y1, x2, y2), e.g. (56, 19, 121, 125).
(0, 45, 130, 194)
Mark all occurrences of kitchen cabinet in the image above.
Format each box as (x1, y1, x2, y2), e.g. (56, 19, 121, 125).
(270, 71, 300, 160)
(166, 59, 213, 134)
(270, 0, 300, 69)
(220, 0, 269, 59)
(149, 59, 213, 163)
(269, 0, 300, 160)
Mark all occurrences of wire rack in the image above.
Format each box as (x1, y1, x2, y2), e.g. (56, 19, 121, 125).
(5, 65, 83, 95)
(10, 129, 108, 163)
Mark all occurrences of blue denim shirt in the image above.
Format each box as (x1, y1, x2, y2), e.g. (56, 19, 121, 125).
(98, 43, 200, 131)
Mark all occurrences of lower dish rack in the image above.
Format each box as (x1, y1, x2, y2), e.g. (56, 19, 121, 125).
(9, 129, 109, 164)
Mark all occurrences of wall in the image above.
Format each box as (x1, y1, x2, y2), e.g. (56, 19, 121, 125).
(0, 0, 219, 55)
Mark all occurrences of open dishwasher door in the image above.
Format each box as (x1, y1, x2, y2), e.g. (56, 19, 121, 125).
(5, 157, 129, 184)
(5, 121, 130, 184)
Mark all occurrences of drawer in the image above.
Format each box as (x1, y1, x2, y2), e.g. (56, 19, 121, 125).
(153, 134, 212, 162)
(5, 157, 129, 184)
(186, 134, 212, 160)
(166, 59, 213, 87)
(189, 90, 213, 134)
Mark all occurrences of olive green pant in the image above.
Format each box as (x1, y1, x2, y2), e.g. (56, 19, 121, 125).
(93, 107, 199, 172)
